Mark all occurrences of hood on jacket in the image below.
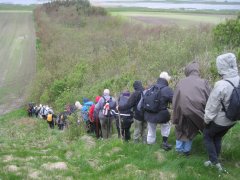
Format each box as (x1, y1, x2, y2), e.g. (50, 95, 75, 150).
(133, 81, 144, 91)
(184, 62, 200, 77)
(216, 53, 238, 78)
(95, 96, 101, 103)
(83, 98, 90, 103)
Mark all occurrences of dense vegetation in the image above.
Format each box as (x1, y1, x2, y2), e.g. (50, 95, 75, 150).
(31, 0, 225, 111)
(213, 14, 240, 60)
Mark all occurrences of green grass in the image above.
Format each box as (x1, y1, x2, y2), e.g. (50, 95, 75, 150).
(0, 12, 36, 106)
(0, 110, 240, 179)
(0, 4, 35, 12)
(109, 10, 236, 26)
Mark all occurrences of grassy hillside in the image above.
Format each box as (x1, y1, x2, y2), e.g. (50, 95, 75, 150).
(0, 110, 239, 179)
(1, 1, 240, 179)
(30, 2, 226, 111)
(0, 10, 36, 115)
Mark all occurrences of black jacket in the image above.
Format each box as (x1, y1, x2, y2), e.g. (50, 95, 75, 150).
(144, 78, 173, 124)
(118, 81, 144, 121)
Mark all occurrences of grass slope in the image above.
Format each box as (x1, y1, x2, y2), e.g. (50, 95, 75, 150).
(0, 11, 36, 114)
(0, 111, 239, 179)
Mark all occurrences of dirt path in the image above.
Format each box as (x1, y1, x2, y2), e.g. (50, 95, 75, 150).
(0, 12, 36, 115)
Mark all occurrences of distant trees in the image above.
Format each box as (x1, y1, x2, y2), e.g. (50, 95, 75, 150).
(44, 0, 107, 16)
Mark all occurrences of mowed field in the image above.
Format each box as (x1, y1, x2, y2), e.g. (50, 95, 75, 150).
(0, 11, 36, 115)
(109, 10, 235, 27)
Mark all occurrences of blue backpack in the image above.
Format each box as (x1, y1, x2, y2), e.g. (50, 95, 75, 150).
(221, 80, 240, 122)
(81, 101, 94, 122)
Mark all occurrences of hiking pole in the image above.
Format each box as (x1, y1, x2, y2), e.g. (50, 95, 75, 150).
(115, 93, 123, 142)
(107, 116, 110, 139)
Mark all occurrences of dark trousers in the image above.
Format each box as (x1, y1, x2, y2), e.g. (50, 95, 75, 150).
(48, 120, 54, 129)
(203, 122, 233, 164)
(116, 118, 133, 141)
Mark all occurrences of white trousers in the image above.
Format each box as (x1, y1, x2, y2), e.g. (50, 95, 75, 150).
(147, 122, 171, 144)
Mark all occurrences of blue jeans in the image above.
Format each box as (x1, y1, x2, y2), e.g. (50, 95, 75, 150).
(176, 140, 192, 153)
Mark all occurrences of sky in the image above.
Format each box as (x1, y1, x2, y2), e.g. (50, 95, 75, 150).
(0, 0, 49, 5)
(0, 0, 240, 5)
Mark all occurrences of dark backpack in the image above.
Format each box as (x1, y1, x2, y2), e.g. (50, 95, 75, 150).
(118, 94, 132, 117)
(143, 85, 165, 113)
(221, 80, 240, 121)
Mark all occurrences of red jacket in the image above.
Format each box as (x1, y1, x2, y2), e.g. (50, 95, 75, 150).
(88, 96, 101, 122)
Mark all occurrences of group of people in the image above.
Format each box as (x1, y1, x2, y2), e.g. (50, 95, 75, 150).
(28, 52, 239, 172)
(27, 103, 73, 130)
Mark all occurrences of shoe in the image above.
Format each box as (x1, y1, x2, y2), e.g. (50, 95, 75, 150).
(204, 160, 213, 167)
(162, 142, 172, 151)
(183, 151, 190, 157)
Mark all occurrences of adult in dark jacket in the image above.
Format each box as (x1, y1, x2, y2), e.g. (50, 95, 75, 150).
(116, 91, 133, 141)
(144, 72, 173, 150)
(118, 81, 147, 143)
(172, 62, 211, 156)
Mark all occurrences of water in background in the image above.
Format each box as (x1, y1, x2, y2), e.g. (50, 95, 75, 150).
(0, 0, 49, 5)
(95, 1, 240, 10)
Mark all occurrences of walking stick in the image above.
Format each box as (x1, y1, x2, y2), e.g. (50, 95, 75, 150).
(115, 93, 123, 142)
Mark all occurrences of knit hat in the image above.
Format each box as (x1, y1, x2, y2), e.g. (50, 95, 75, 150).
(159, 71, 171, 81)
(75, 101, 82, 110)
(103, 89, 110, 96)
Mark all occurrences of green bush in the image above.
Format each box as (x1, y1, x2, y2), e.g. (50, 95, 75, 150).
(213, 16, 240, 49)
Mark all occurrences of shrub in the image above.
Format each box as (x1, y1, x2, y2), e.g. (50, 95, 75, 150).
(213, 16, 240, 49)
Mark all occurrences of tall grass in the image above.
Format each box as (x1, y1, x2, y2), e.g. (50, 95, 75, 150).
(31, 3, 220, 111)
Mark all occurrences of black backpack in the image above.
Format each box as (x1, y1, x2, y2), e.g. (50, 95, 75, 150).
(118, 94, 132, 116)
(143, 85, 165, 113)
(221, 80, 240, 121)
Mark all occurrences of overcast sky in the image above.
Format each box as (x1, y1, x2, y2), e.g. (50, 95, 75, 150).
(0, 0, 49, 4)
(0, 0, 239, 5)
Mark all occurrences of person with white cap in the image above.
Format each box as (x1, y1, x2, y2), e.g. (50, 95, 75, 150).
(204, 53, 239, 171)
(144, 71, 173, 150)
(172, 62, 211, 156)
(94, 89, 116, 139)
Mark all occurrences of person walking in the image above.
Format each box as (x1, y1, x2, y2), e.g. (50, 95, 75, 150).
(172, 62, 211, 156)
(204, 53, 239, 171)
(117, 81, 146, 143)
(144, 72, 173, 150)
(116, 91, 133, 141)
(94, 89, 116, 139)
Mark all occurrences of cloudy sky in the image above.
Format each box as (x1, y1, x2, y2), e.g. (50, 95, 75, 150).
(0, 0, 239, 5)
(0, 0, 49, 4)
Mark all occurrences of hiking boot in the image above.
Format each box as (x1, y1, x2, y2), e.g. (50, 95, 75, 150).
(204, 160, 213, 167)
(183, 151, 190, 157)
(161, 142, 172, 151)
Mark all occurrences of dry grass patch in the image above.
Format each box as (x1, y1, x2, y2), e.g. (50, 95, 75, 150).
(80, 135, 96, 150)
(154, 151, 166, 162)
(42, 162, 68, 171)
(6, 165, 19, 172)
(28, 170, 41, 179)
(3, 155, 14, 162)
(88, 158, 100, 169)
(12, 118, 37, 126)
(150, 170, 176, 180)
